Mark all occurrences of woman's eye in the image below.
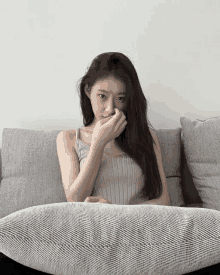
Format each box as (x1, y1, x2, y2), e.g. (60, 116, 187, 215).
(99, 94, 106, 99)
(98, 94, 125, 101)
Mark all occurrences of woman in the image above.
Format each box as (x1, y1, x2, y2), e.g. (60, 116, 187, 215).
(72, 51, 163, 205)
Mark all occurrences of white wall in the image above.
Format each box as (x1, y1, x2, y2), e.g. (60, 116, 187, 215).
(1, 0, 220, 147)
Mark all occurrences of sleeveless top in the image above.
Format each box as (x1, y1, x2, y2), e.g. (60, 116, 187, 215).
(74, 127, 149, 205)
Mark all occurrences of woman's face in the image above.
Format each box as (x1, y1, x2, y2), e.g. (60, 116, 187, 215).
(85, 76, 126, 125)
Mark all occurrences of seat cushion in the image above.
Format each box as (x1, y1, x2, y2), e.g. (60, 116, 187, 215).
(180, 117, 220, 211)
(1, 202, 220, 274)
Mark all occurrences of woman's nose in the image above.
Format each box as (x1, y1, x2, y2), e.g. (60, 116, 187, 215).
(105, 100, 116, 114)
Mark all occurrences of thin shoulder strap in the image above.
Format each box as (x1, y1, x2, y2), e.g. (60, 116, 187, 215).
(75, 128, 80, 140)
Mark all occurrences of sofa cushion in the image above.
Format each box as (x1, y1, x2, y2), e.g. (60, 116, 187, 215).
(0, 128, 67, 219)
(156, 128, 185, 207)
(180, 117, 220, 211)
(1, 202, 220, 274)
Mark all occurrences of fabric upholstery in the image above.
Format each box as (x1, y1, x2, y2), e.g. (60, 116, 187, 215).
(0, 127, 185, 219)
(180, 137, 203, 206)
(180, 117, 220, 211)
(1, 202, 220, 274)
(155, 128, 185, 207)
(0, 128, 67, 219)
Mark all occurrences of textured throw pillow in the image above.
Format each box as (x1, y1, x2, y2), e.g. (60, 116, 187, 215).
(180, 117, 220, 211)
(1, 202, 220, 274)
(0, 128, 67, 219)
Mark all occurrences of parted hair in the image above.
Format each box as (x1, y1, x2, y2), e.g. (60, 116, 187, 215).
(76, 52, 163, 200)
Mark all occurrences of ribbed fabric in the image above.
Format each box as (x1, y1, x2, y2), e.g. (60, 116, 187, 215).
(2, 202, 220, 274)
(75, 128, 149, 205)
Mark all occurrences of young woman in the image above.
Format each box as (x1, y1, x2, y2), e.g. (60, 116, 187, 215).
(57, 52, 165, 205)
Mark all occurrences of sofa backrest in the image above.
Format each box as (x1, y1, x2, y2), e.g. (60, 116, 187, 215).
(0, 128, 202, 209)
(180, 131, 202, 205)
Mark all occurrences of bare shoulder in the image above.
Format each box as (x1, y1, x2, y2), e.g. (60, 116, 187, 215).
(57, 129, 75, 139)
(68, 129, 77, 146)
(67, 129, 77, 140)
(59, 129, 77, 152)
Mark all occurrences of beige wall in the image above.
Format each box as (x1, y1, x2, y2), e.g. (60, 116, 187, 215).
(1, 0, 220, 147)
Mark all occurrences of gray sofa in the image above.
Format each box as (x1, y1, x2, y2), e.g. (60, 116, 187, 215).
(1, 116, 220, 274)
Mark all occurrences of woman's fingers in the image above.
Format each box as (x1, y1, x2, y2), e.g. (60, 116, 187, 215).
(84, 196, 111, 203)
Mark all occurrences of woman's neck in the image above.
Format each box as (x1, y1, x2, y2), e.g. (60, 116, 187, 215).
(105, 140, 116, 149)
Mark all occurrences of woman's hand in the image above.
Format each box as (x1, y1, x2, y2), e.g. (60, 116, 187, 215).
(84, 196, 113, 204)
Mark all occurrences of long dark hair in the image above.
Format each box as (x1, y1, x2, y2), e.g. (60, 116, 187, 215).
(76, 52, 163, 201)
